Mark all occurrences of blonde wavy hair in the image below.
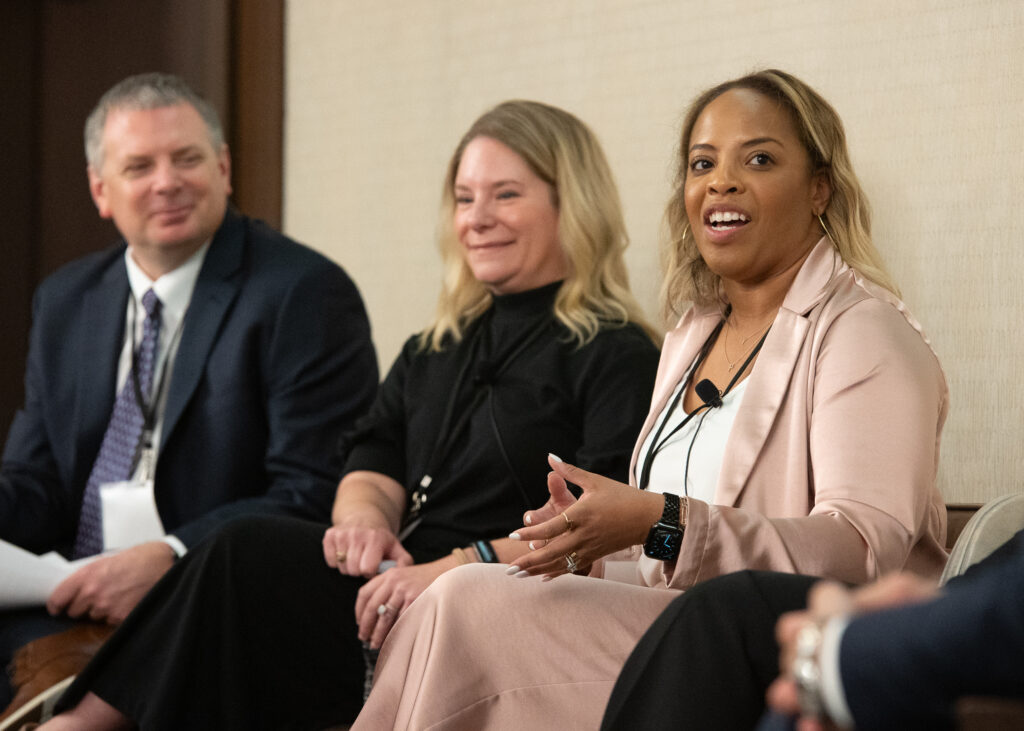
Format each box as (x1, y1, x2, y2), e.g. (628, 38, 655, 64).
(422, 100, 657, 351)
(661, 69, 899, 318)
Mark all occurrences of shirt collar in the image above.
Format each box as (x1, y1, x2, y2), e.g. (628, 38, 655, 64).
(124, 241, 212, 324)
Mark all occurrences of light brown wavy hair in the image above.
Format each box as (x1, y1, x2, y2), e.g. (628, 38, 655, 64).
(661, 69, 898, 318)
(422, 100, 658, 351)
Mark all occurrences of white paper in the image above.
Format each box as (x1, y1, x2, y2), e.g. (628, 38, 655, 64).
(100, 479, 166, 550)
(0, 540, 78, 610)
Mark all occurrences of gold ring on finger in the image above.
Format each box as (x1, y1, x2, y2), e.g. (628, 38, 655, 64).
(335, 551, 347, 563)
(377, 603, 397, 616)
(562, 512, 574, 532)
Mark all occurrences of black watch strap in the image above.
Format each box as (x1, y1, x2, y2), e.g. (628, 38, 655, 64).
(643, 492, 684, 561)
(661, 492, 680, 526)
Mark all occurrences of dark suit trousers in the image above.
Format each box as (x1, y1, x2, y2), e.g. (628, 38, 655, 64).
(58, 516, 368, 730)
(601, 570, 818, 731)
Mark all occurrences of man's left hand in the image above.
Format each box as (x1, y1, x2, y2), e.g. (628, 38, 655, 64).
(46, 541, 176, 624)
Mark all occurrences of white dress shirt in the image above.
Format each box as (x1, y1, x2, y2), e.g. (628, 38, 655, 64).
(109, 242, 210, 556)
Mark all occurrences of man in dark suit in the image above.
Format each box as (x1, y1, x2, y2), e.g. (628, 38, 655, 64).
(761, 529, 1024, 730)
(601, 532, 1024, 730)
(0, 73, 378, 707)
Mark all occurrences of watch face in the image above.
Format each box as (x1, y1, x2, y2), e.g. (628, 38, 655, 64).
(644, 525, 682, 560)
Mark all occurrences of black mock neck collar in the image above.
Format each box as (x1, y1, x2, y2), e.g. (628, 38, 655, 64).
(490, 280, 562, 320)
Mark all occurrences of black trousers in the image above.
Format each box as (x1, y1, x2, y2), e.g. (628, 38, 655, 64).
(601, 570, 819, 731)
(58, 516, 367, 731)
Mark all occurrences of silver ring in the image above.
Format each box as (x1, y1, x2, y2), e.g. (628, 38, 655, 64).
(565, 551, 579, 573)
(377, 603, 397, 616)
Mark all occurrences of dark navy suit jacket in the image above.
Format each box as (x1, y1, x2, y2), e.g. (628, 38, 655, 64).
(839, 529, 1024, 730)
(0, 208, 378, 555)
(755, 530, 1024, 731)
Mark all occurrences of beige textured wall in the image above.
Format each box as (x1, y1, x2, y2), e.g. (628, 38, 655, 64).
(283, 0, 1024, 505)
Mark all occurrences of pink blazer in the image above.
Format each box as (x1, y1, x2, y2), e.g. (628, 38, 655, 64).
(632, 239, 949, 589)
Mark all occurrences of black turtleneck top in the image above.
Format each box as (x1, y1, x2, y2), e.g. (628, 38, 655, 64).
(343, 282, 660, 562)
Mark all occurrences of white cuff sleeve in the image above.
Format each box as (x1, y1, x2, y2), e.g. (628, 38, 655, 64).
(819, 615, 855, 729)
(161, 534, 188, 559)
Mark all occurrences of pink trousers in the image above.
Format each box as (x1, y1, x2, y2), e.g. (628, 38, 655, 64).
(353, 563, 679, 730)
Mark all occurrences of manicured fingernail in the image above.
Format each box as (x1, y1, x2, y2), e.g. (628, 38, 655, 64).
(509, 531, 522, 540)
(549, 453, 563, 463)
(524, 515, 532, 525)
(515, 570, 531, 579)
(528, 541, 536, 550)
(506, 565, 521, 575)
(541, 574, 554, 582)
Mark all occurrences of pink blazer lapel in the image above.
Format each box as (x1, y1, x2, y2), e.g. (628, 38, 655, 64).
(716, 238, 843, 506)
(630, 238, 843, 497)
(715, 309, 808, 505)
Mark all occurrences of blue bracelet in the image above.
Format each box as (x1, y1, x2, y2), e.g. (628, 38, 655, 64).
(473, 539, 498, 563)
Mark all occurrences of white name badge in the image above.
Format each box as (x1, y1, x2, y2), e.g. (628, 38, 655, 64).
(100, 479, 166, 551)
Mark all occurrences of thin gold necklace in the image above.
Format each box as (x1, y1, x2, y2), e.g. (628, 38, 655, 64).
(723, 318, 772, 371)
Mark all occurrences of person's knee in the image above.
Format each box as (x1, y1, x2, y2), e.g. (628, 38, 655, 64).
(682, 570, 814, 613)
(418, 564, 509, 618)
(671, 570, 762, 615)
(200, 515, 319, 560)
(430, 562, 497, 595)
(217, 514, 298, 544)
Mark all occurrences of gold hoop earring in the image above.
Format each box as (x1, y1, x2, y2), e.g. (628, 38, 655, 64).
(817, 214, 838, 248)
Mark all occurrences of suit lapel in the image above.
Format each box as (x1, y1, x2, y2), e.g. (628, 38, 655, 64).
(74, 255, 130, 482)
(714, 310, 808, 505)
(715, 237, 842, 506)
(159, 212, 245, 451)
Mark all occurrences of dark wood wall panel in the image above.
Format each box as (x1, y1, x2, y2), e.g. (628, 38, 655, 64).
(0, 2, 39, 446)
(35, 0, 231, 276)
(0, 0, 283, 445)
(232, 0, 285, 229)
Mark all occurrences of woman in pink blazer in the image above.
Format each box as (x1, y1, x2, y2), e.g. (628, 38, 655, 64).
(352, 69, 949, 731)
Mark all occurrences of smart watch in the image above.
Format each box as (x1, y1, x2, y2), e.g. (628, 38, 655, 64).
(643, 493, 684, 561)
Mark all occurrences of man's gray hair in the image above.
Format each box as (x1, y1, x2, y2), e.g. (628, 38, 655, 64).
(84, 72, 225, 170)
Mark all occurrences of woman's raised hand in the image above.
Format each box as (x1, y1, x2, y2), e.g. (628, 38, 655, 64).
(507, 454, 663, 579)
(520, 460, 578, 529)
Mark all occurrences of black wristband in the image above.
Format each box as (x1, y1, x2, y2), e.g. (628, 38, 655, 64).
(473, 539, 498, 563)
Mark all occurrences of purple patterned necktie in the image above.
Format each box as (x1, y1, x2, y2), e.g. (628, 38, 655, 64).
(73, 288, 162, 558)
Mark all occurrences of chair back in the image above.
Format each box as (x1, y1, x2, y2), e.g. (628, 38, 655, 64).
(940, 493, 1024, 585)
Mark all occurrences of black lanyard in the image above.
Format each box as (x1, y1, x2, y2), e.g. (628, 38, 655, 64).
(126, 295, 181, 473)
(637, 315, 770, 491)
(403, 311, 553, 531)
